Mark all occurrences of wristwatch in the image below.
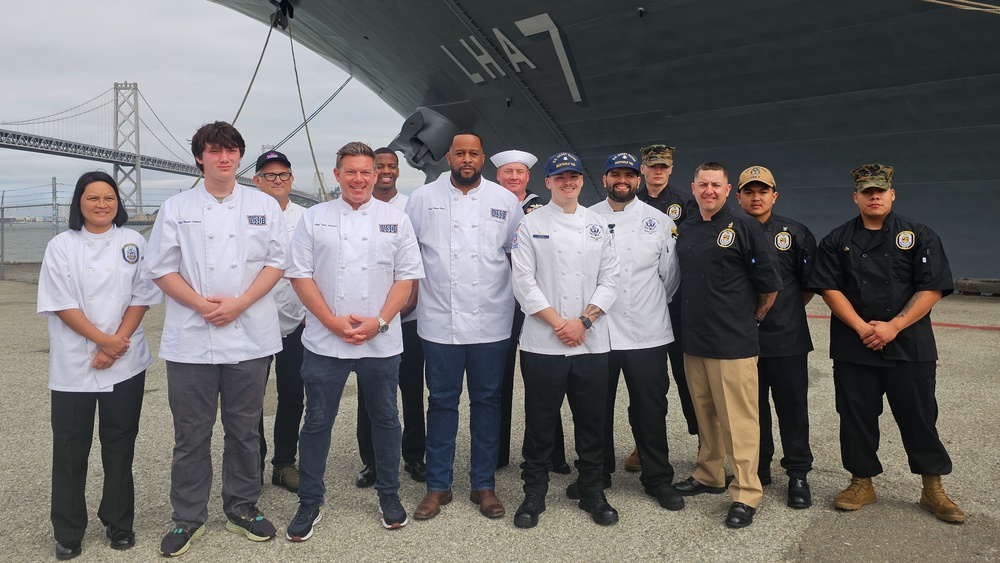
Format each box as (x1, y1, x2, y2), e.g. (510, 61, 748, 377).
(377, 316, 389, 334)
(578, 315, 593, 330)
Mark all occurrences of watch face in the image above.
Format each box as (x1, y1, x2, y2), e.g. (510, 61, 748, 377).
(378, 319, 389, 333)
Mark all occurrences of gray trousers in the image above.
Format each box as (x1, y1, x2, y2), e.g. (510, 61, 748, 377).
(166, 358, 268, 526)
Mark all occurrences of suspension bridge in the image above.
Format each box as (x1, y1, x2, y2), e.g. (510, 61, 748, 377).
(0, 82, 323, 214)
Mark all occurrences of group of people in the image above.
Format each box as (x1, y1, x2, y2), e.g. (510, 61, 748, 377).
(38, 120, 966, 560)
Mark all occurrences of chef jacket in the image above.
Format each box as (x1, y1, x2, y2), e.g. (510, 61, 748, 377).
(755, 213, 816, 358)
(143, 183, 288, 364)
(286, 197, 424, 359)
(38, 226, 161, 391)
(676, 203, 781, 359)
(591, 198, 679, 350)
(387, 192, 418, 324)
(810, 211, 953, 366)
(405, 176, 523, 345)
(512, 201, 620, 355)
(271, 201, 307, 336)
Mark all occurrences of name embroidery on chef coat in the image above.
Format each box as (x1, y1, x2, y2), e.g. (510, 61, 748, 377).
(667, 204, 682, 221)
(775, 230, 792, 251)
(122, 243, 140, 264)
(246, 214, 267, 226)
(896, 230, 915, 250)
(643, 217, 659, 234)
(717, 223, 736, 248)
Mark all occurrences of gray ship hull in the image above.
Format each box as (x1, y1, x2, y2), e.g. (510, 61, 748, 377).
(210, 0, 1000, 278)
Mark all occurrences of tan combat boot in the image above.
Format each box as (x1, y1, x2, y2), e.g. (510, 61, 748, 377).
(833, 476, 876, 510)
(919, 475, 966, 523)
(623, 448, 641, 472)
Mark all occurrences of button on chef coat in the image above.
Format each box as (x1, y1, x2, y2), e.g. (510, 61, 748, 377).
(37, 226, 161, 391)
(405, 176, 523, 344)
(286, 197, 424, 359)
(143, 183, 288, 364)
(512, 201, 620, 355)
(591, 198, 679, 350)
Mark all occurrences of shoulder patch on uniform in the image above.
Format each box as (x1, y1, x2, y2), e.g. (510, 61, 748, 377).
(121, 243, 139, 264)
(895, 230, 915, 250)
(718, 227, 736, 248)
(511, 231, 519, 249)
(774, 231, 792, 251)
(667, 203, 682, 221)
(246, 214, 267, 226)
(642, 216, 659, 234)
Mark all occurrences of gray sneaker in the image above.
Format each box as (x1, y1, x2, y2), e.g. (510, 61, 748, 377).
(378, 492, 409, 530)
(225, 505, 276, 541)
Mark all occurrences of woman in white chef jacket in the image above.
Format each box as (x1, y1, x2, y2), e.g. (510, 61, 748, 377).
(37, 171, 160, 560)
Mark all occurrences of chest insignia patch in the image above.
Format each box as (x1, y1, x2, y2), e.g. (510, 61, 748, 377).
(642, 217, 659, 234)
(895, 230, 915, 250)
(490, 208, 508, 220)
(717, 228, 736, 248)
(379, 223, 398, 234)
(587, 224, 604, 241)
(246, 214, 267, 226)
(667, 203, 682, 221)
(774, 231, 792, 251)
(121, 243, 140, 264)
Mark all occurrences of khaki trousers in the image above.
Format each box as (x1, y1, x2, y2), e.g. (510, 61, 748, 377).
(684, 354, 763, 507)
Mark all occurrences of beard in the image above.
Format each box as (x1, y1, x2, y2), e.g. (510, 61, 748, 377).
(451, 167, 483, 187)
(606, 183, 637, 203)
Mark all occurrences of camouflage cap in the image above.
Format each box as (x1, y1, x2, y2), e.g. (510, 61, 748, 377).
(738, 165, 776, 190)
(851, 163, 893, 191)
(640, 145, 675, 166)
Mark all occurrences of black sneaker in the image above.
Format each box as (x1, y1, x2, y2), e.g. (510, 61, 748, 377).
(286, 504, 322, 542)
(225, 505, 276, 541)
(379, 492, 409, 529)
(159, 524, 203, 557)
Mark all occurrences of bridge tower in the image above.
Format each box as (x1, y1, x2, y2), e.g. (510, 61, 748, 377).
(113, 82, 143, 214)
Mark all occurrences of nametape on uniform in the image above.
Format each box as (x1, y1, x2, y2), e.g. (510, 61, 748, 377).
(490, 208, 508, 220)
(532, 234, 550, 239)
(246, 215, 267, 226)
(379, 224, 399, 233)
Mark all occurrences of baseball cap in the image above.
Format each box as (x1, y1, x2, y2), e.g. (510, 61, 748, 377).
(255, 150, 291, 172)
(544, 152, 584, 177)
(605, 152, 640, 174)
(737, 165, 776, 190)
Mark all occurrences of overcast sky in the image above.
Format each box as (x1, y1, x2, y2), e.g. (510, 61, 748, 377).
(0, 0, 422, 210)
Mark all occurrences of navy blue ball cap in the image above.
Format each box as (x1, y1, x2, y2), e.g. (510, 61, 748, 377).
(255, 150, 291, 172)
(604, 152, 640, 174)
(544, 152, 584, 177)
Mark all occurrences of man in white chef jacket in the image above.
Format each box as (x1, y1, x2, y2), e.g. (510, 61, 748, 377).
(510, 151, 621, 529)
(404, 131, 523, 521)
(143, 121, 287, 556)
(588, 152, 684, 512)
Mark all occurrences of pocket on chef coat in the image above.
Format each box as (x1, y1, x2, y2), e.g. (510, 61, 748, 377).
(374, 236, 397, 267)
(244, 227, 271, 262)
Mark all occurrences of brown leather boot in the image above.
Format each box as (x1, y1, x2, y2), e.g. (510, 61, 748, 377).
(833, 476, 876, 510)
(414, 490, 453, 520)
(623, 448, 641, 472)
(919, 475, 966, 523)
(470, 489, 506, 518)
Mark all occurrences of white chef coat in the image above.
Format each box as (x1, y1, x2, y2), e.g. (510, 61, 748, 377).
(37, 226, 161, 392)
(286, 197, 424, 359)
(142, 183, 288, 364)
(387, 192, 417, 324)
(590, 198, 680, 350)
(405, 176, 523, 344)
(270, 201, 307, 336)
(512, 201, 620, 355)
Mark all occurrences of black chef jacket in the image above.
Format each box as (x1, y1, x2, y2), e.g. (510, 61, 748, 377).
(755, 213, 816, 358)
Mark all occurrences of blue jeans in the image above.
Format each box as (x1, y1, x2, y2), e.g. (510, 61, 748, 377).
(298, 350, 402, 507)
(422, 339, 507, 491)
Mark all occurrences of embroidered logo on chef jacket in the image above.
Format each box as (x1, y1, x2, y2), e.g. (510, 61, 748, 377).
(775, 231, 792, 251)
(490, 208, 508, 220)
(379, 224, 398, 234)
(246, 214, 267, 226)
(667, 203, 682, 221)
(895, 230, 915, 250)
(122, 243, 140, 264)
(642, 217, 659, 234)
(587, 224, 604, 241)
(512, 232, 519, 249)
(717, 227, 736, 248)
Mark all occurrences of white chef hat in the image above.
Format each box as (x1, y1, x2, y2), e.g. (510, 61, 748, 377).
(490, 150, 537, 169)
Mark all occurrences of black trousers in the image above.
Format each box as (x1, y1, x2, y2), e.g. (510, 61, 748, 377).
(833, 360, 952, 477)
(358, 319, 426, 465)
(500, 307, 566, 467)
(758, 354, 813, 479)
(51, 371, 145, 542)
(520, 351, 608, 496)
(668, 300, 698, 435)
(602, 346, 675, 489)
(259, 323, 306, 471)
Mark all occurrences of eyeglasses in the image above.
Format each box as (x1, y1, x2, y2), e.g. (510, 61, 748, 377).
(260, 172, 292, 181)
